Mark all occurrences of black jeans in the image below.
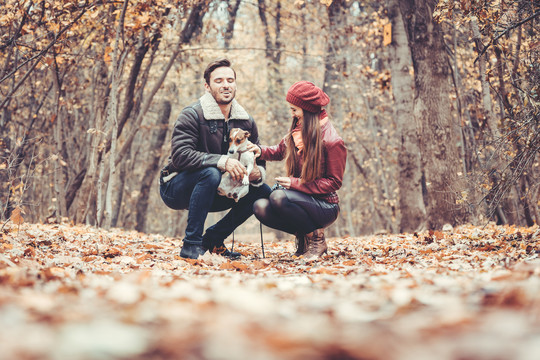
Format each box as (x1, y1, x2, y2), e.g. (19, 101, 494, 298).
(160, 167, 271, 244)
(253, 189, 339, 235)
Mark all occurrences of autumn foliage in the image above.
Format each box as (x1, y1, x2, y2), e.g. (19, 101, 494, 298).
(1, 2, 539, 234)
(2, 1, 539, 358)
(1, 222, 539, 359)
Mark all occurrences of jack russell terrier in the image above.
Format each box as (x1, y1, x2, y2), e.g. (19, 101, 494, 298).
(217, 128, 257, 201)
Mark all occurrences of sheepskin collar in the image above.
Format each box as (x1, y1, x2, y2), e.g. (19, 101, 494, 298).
(199, 92, 250, 121)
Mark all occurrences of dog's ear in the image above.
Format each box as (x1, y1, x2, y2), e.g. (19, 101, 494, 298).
(244, 130, 251, 138)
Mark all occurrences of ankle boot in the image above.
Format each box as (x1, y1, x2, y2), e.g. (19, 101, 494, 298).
(293, 233, 308, 257)
(304, 228, 327, 261)
(179, 241, 207, 259)
(202, 233, 241, 259)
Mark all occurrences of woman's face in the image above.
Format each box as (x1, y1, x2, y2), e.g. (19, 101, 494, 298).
(288, 103, 304, 123)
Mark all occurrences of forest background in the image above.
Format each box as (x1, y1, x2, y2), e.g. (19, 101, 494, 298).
(1, 0, 539, 239)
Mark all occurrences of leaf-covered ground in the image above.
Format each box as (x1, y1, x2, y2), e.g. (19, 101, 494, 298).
(1, 223, 539, 360)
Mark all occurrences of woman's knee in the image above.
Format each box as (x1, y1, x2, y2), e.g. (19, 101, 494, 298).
(253, 198, 270, 219)
(269, 190, 288, 209)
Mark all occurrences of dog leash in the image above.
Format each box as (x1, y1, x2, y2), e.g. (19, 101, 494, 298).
(227, 146, 265, 258)
(230, 220, 265, 259)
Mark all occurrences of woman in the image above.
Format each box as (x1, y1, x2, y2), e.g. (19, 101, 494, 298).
(249, 81, 347, 260)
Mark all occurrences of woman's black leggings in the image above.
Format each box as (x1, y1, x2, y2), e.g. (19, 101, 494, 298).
(253, 189, 339, 235)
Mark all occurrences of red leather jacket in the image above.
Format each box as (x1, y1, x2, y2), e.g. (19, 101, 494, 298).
(260, 120, 347, 204)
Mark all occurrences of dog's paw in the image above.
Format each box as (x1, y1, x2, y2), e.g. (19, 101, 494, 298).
(242, 176, 249, 186)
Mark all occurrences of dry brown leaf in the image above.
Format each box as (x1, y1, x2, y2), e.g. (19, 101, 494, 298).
(182, 258, 202, 266)
(144, 244, 163, 250)
(23, 247, 35, 257)
(219, 262, 235, 270)
(136, 254, 153, 264)
(252, 260, 269, 269)
(0, 222, 539, 360)
(42, 267, 65, 281)
(102, 247, 122, 258)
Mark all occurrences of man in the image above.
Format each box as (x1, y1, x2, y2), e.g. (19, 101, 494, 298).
(159, 58, 271, 259)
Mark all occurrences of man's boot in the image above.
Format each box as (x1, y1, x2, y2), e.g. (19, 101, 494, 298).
(303, 228, 327, 261)
(293, 233, 308, 257)
(202, 233, 241, 259)
(179, 241, 207, 259)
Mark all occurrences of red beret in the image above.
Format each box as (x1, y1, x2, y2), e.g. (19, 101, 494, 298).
(286, 81, 330, 113)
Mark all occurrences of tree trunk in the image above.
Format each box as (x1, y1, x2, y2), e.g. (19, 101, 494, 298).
(323, 0, 348, 236)
(50, 66, 68, 222)
(388, 0, 426, 233)
(399, 0, 469, 229)
(470, 17, 513, 224)
(103, 0, 128, 229)
(224, 0, 241, 49)
(0, 130, 12, 220)
(471, 17, 498, 138)
(258, 0, 287, 137)
(135, 100, 171, 232)
(363, 96, 396, 233)
(111, 162, 126, 228)
(82, 62, 108, 225)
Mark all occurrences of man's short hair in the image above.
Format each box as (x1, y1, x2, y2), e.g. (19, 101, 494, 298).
(204, 58, 236, 85)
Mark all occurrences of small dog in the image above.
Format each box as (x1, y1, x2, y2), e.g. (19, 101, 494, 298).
(217, 128, 256, 201)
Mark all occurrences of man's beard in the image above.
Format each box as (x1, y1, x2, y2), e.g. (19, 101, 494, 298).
(217, 98, 234, 105)
(212, 88, 235, 105)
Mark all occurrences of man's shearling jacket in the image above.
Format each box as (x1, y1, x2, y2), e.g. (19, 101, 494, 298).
(166, 92, 266, 180)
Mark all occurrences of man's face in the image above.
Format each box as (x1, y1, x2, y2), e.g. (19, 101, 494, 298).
(205, 67, 236, 105)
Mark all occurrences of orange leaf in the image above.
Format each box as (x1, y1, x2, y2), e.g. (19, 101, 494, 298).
(383, 23, 392, 46)
(144, 244, 163, 250)
(433, 231, 445, 239)
(231, 261, 249, 271)
(219, 262, 235, 270)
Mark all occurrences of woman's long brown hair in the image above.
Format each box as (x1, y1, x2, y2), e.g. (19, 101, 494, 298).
(285, 110, 323, 183)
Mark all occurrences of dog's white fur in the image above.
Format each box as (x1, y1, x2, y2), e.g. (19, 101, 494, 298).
(217, 128, 256, 201)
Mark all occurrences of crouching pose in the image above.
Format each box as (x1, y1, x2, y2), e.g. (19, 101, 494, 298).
(159, 58, 271, 259)
(249, 81, 347, 261)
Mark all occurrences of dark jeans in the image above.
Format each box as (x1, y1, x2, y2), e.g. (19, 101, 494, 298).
(253, 189, 339, 235)
(160, 167, 271, 245)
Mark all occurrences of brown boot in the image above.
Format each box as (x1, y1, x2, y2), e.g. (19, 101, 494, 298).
(293, 233, 308, 257)
(304, 229, 327, 261)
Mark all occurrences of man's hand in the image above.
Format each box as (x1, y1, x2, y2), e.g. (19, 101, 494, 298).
(249, 165, 262, 182)
(225, 158, 247, 181)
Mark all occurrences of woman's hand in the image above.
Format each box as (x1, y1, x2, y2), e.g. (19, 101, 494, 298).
(247, 143, 261, 158)
(275, 176, 291, 189)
